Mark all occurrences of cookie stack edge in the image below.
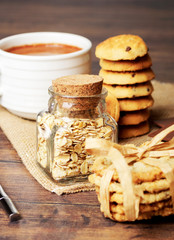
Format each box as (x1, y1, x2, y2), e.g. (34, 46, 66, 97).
(95, 34, 155, 138)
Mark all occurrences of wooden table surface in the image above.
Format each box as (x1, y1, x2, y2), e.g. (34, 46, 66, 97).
(0, 0, 174, 239)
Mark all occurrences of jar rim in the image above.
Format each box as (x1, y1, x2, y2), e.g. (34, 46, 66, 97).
(48, 86, 108, 99)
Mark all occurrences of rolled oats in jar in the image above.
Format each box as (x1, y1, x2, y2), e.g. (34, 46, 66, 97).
(36, 74, 117, 184)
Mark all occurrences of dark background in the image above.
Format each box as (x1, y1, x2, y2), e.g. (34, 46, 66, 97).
(0, 0, 174, 82)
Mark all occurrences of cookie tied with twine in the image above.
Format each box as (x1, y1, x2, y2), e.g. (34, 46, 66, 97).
(86, 125, 174, 222)
(52, 74, 103, 111)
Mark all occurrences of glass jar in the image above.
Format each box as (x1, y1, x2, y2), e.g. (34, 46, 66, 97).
(36, 86, 117, 185)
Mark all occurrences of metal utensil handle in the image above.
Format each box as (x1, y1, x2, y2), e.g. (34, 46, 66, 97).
(0, 185, 21, 221)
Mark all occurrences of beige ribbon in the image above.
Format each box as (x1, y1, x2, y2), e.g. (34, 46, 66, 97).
(138, 125, 174, 158)
(107, 148, 139, 221)
(86, 124, 174, 221)
(100, 167, 115, 220)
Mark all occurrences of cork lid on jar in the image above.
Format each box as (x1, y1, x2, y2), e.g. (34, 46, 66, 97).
(52, 74, 103, 96)
(52, 74, 104, 111)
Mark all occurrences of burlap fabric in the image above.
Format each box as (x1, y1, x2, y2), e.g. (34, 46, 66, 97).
(0, 80, 174, 195)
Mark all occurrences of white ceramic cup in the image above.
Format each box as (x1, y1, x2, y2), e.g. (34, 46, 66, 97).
(0, 32, 92, 119)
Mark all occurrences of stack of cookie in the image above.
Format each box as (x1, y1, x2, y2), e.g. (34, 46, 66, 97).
(89, 162, 174, 222)
(95, 34, 155, 138)
(86, 125, 174, 222)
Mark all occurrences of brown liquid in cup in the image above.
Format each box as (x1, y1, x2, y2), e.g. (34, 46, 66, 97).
(5, 43, 82, 56)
